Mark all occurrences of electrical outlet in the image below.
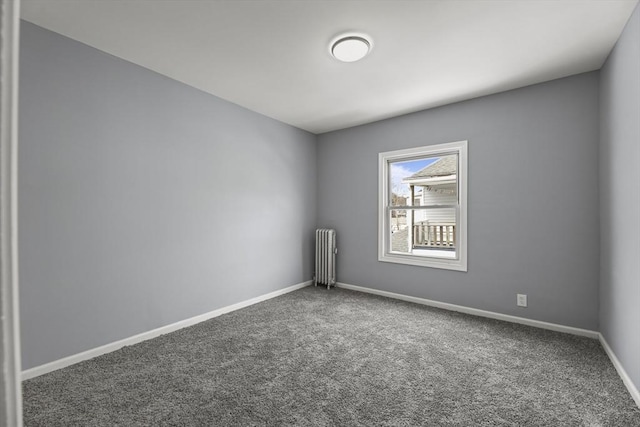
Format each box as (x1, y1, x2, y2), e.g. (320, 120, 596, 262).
(517, 294, 528, 307)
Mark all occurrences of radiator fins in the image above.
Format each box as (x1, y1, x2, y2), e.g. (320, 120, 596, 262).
(315, 229, 337, 289)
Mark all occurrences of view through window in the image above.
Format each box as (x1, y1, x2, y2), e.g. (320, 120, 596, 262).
(379, 141, 467, 271)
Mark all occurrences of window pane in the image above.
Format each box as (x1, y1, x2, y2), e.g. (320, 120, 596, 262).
(390, 208, 457, 259)
(389, 209, 410, 252)
(389, 157, 438, 206)
(389, 154, 457, 206)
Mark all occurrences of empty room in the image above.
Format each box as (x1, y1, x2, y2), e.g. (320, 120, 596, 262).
(1, 0, 639, 425)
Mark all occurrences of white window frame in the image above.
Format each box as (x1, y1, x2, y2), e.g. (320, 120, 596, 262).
(378, 140, 468, 272)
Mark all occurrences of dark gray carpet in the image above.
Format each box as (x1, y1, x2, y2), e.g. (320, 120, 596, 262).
(24, 286, 640, 426)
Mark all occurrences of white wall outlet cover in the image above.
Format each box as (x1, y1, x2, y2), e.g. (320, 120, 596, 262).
(517, 294, 528, 307)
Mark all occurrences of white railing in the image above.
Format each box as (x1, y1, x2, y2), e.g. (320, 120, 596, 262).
(413, 222, 455, 248)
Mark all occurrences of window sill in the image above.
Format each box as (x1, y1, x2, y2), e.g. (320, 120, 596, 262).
(378, 252, 467, 272)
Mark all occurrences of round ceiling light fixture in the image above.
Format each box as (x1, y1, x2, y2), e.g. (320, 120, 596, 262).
(330, 34, 371, 62)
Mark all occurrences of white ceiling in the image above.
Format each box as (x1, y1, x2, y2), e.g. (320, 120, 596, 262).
(21, 0, 638, 134)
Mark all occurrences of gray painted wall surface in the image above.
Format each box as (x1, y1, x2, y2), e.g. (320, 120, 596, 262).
(599, 4, 640, 392)
(19, 22, 317, 369)
(317, 72, 600, 330)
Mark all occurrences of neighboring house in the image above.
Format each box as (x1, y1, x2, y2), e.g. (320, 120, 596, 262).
(401, 155, 457, 249)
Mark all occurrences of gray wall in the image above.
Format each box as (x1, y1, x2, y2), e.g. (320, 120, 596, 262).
(19, 22, 317, 370)
(599, 4, 640, 392)
(317, 72, 600, 330)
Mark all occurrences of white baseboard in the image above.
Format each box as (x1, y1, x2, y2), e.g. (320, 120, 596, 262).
(599, 334, 640, 408)
(335, 282, 599, 339)
(22, 280, 312, 381)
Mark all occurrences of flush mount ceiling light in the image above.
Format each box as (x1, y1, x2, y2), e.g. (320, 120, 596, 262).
(330, 34, 371, 62)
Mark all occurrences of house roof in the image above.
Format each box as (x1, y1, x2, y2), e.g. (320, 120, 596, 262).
(409, 155, 457, 179)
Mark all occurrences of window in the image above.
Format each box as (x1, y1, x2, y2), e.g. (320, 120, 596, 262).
(378, 140, 467, 271)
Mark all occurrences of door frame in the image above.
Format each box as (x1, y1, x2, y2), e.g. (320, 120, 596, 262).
(1, 0, 23, 425)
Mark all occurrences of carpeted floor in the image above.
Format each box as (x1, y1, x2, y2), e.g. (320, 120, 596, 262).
(23, 286, 640, 426)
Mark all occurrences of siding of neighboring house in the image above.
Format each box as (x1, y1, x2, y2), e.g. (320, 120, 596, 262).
(408, 154, 458, 225)
(414, 187, 457, 224)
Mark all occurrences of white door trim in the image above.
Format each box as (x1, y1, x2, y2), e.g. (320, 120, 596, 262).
(0, 0, 23, 424)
